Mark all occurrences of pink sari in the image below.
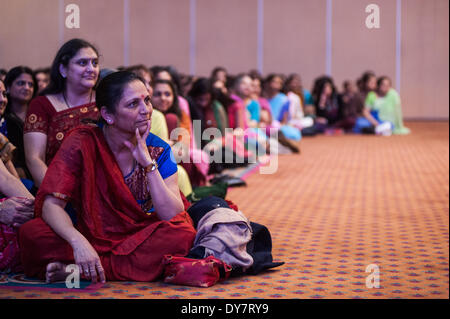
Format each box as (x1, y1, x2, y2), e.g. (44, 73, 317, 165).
(0, 198, 22, 273)
(178, 97, 210, 183)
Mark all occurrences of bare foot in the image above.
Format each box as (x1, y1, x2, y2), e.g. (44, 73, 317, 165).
(45, 262, 70, 283)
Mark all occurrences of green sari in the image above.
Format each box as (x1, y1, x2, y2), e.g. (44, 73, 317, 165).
(211, 100, 228, 136)
(366, 89, 410, 135)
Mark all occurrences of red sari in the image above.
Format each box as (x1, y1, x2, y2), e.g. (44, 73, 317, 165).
(18, 125, 196, 281)
(24, 96, 100, 165)
(0, 199, 23, 273)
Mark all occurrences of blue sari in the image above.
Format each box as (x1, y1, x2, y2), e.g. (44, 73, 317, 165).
(269, 93, 302, 141)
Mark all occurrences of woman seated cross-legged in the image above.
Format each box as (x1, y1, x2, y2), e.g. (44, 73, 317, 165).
(0, 154, 34, 272)
(18, 71, 196, 283)
(0, 134, 35, 273)
(24, 39, 101, 188)
(1, 80, 35, 273)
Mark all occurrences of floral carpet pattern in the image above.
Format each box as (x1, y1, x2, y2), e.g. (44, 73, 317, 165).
(0, 122, 448, 299)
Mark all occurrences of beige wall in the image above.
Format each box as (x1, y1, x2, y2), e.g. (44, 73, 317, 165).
(401, 0, 449, 119)
(332, 0, 397, 92)
(129, 0, 190, 73)
(61, 0, 125, 69)
(263, 0, 327, 92)
(0, 0, 60, 69)
(0, 0, 448, 119)
(196, 0, 258, 77)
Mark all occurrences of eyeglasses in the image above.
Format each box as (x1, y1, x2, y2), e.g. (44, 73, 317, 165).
(153, 91, 172, 98)
(14, 80, 34, 88)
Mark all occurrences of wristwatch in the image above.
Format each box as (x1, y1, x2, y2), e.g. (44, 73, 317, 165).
(144, 159, 158, 174)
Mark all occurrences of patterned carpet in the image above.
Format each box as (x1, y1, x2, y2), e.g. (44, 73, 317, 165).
(0, 121, 448, 299)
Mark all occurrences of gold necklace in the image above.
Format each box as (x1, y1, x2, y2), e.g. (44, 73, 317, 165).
(62, 90, 93, 109)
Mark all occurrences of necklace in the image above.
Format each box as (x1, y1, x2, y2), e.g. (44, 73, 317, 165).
(62, 90, 93, 109)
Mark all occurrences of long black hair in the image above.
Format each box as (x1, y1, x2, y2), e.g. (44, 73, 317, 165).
(40, 38, 99, 96)
(150, 65, 183, 97)
(282, 73, 306, 106)
(357, 71, 376, 93)
(186, 77, 212, 139)
(188, 77, 214, 100)
(262, 73, 284, 98)
(152, 79, 182, 119)
(3, 66, 37, 113)
(311, 75, 338, 106)
(210, 66, 227, 82)
(377, 75, 391, 88)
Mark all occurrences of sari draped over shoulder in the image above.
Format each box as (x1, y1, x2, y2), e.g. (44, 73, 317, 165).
(24, 96, 100, 165)
(268, 93, 290, 122)
(19, 125, 196, 281)
(378, 89, 410, 135)
(365, 90, 410, 135)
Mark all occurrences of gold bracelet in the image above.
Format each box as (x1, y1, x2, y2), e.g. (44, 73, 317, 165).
(144, 159, 158, 174)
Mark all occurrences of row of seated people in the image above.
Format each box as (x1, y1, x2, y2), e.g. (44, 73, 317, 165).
(0, 39, 286, 285)
(0, 65, 411, 192)
(0, 38, 409, 284)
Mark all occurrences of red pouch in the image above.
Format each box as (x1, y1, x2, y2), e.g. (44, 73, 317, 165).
(162, 255, 232, 288)
(225, 200, 239, 212)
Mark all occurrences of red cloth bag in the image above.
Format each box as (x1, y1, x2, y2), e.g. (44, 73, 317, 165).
(162, 255, 232, 288)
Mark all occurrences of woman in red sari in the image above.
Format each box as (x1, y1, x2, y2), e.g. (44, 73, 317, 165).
(24, 39, 100, 187)
(0, 161, 34, 273)
(19, 71, 196, 283)
(1, 80, 35, 272)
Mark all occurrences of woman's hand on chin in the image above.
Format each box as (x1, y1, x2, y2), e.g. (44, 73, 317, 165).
(123, 120, 153, 167)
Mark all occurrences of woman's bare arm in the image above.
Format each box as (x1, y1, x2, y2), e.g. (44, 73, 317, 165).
(146, 171, 184, 221)
(0, 159, 33, 198)
(42, 196, 106, 283)
(24, 132, 48, 187)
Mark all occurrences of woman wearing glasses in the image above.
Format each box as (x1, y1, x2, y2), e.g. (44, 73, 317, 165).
(3, 66, 37, 180)
(24, 39, 101, 187)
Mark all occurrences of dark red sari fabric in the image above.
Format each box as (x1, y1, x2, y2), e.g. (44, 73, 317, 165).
(19, 125, 196, 281)
(24, 96, 100, 165)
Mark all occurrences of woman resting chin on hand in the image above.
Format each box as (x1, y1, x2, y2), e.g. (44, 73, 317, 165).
(18, 71, 196, 284)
